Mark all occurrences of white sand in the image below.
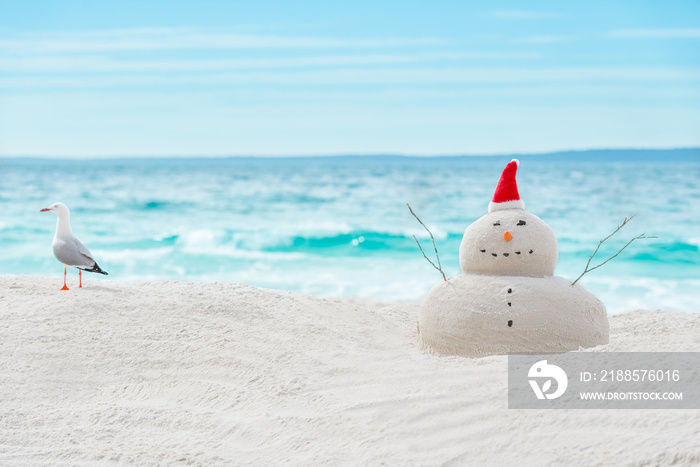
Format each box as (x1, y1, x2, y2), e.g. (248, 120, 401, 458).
(1, 276, 699, 466)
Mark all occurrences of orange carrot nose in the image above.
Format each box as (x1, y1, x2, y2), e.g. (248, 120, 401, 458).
(504, 231, 513, 242)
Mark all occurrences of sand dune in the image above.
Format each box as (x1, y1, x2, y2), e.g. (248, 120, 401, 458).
(1, 276, 699, 466)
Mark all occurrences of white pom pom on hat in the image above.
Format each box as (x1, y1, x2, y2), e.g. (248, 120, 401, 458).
(488, 159, 525, 213)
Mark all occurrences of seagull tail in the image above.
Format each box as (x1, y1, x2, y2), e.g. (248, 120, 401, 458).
(80, 263, 109, 275)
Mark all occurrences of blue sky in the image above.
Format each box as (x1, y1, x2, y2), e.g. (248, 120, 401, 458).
(0, 0, 699, 157)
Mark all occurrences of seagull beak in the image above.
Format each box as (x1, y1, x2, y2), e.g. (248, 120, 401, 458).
(40, 208, 50, 212)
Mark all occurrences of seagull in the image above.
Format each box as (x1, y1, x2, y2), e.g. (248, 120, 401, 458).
(40, 202, 108, 290)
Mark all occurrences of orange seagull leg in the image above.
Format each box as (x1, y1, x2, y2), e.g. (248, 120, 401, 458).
(79, 269, 82, 288)
(61, 267, 69, 290)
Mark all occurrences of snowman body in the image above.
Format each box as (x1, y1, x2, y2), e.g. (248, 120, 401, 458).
(417, 161, 609, 357)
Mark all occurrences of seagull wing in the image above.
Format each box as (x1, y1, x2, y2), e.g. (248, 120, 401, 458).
(52, 235, 95, 268)
(72, 236, 108, 275)
(72, 236, 97, 265)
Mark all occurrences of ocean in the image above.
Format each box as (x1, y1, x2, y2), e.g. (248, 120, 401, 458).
(1, 149, 698, 313)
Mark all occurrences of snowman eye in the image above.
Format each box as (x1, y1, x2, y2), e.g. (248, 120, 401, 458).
(517, 220, 526, 226)
(493, 221, 501, 226)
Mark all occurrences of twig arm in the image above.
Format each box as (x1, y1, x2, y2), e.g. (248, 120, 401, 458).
(572, 216, 656, 285)
(578, 217, 632, 277)
(412, 235, 447, 281)
(407, 203, 447, 281)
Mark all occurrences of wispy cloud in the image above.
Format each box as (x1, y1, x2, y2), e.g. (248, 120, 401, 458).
(607, 28, 700, 39)
(0, 29, 447, 55)
(520, 35, 575, 44)
(3, 67, 698, 89)
(492, 10, 562, 20)
(0, 52, 541, 73)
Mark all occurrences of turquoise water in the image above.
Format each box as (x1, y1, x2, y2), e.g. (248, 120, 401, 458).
(1, 150, 698, 313)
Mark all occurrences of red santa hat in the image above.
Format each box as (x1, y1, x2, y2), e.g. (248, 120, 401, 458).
(488, 159, 525, 213)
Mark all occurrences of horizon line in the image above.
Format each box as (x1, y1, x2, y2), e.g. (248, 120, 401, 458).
(0, 146, 698, 161)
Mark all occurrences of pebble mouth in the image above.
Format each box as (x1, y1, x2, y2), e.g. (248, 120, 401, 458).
(508, 320, 513, 327)
(479, 249, 532, 256)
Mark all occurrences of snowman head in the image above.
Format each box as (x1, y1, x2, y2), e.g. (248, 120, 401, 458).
(459, 160, 558, 277)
